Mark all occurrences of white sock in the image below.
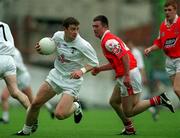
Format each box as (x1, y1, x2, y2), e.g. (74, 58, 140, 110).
(74, 102, 80, 111)
(22, 124, 32, 134)
(2, 111, 9, 122)
(26, 106, 31, 114)
(45, 102, 53, 112)
(149, 107, 156, 114)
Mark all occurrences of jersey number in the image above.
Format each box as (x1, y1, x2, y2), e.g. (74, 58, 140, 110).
(0, 24, 7, 41)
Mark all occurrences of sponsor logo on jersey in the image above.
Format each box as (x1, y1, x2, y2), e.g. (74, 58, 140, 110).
(164, 38, 176, 48)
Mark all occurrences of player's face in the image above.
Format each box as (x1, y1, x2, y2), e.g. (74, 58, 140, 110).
(92, 21, 106, 39)
(164, 5, 177, 22)
(64, 24, 79, 41)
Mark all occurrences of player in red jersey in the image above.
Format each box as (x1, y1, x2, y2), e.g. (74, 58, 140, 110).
(145, 0, 180, 102)
(92, 15, 174, 135)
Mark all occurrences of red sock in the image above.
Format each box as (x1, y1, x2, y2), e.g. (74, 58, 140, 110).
(150, 96, 161, 106)
(124, 120, 135, 132)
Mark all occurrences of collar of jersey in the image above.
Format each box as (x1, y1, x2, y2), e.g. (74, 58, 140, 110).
(165, 14, 178, 25)
(101, 30, 110, 41)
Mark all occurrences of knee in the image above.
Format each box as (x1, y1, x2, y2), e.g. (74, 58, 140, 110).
(1, 94, 8, 101)
(30, 101, 42, 111)
(109, 98, 119, 108)
(54, 111, 66, 120)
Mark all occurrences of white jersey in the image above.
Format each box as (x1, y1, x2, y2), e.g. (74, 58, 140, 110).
(13, 48, 31, 89)
(52, 31, 99, 76)
(131, 48, 144, 69)
(13, 48, 28, 75)
(0, 21, 15, 55)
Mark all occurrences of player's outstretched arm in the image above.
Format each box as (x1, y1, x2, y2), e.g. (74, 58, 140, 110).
(144, 44, 160, 56)
(91, 63, 112, 76)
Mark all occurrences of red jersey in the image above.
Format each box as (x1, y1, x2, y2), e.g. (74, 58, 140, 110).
(154, 15, 180, 58)
(101, 30, 137, 77)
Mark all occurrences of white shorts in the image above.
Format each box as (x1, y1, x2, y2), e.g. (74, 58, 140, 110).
(116, 67, 142, 97)
(0, 55, 16, 79)
(165, 57, 180, 76)
(46, 68, 83, 98)
(17, 71, 31, 90)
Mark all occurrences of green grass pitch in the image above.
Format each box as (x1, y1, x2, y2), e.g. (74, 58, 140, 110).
(0, 107, 180, 138)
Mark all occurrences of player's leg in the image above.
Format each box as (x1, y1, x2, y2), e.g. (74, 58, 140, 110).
(4, 75, 30, 109)
(54, 93, 75, 119)
(55, 92, 82, 123)
(15, 81, 56, 135)
(122, 92, 174, 118)
(0, 87, 10, 123)
(109, 84, 135, 135)
(122, 94, 150, 117)
(172, 72, 180, 98)
(166, 57, 180, 101)
(18, 71, 34, 103)
(122, 68, 174, 117)
(44, 102, 55, 119)
(120, 68, 150, 117)
(22, 87, 33, 103)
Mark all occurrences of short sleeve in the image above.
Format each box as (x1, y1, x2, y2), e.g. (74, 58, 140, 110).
(105, 39, 127, 59)
(153, 31, 162, 48)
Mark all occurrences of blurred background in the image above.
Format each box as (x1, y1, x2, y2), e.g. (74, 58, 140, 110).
(0, 0, 180, 108)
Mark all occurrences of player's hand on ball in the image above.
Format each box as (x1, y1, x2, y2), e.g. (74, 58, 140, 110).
(70, 70, 83, 79)
(91, 67, 100, 76)
(35, 42, 43, 54)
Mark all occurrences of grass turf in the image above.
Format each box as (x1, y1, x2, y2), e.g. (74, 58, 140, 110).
(0, 107, 180, 138)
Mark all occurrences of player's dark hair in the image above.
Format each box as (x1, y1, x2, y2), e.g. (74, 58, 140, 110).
(93, 15, 109, 27)
(164, 0, 177, 9)
(63, 17, 80, 28)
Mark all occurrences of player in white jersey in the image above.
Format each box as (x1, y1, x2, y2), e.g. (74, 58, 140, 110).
(0, 21, 30, 110)
(15, 17, 99, 135)
(0, 48, 33, 124)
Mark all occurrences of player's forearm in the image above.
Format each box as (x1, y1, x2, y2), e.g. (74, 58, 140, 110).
(149, 44, 160, 52)
(81, 64, 94, 74)
(98, 63, 113, 72)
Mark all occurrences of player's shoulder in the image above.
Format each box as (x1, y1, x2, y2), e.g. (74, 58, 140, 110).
(176, 16, 180, 24)
(76, 34, 91, 46)
(52, 31, 64, 44)
(104, 32, 121, 43)
(53, 31, 64, 37)
(0, 21, 10, 28)
(0, 21, 6, 25)
(104, 34, 122, 46)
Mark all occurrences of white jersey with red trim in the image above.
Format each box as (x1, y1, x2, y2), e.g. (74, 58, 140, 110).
(52, 31, 99, 76)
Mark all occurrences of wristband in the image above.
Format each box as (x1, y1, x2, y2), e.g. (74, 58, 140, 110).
(80, 67, 87, 74)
